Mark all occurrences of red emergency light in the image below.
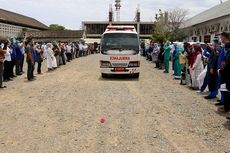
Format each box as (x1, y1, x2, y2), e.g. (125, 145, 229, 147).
(106, 26, 135, 31)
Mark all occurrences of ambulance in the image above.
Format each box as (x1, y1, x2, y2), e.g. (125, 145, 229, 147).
(100, 26, 140, 78)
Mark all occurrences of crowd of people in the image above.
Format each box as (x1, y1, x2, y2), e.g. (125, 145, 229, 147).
(141, 32, 230, 120)
(0, 37, 98, 88)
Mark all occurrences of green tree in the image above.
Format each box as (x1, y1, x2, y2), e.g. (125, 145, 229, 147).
(151, 9, 170, 43)
(48, 24, 65, 31)
(152, 8, 188, 42)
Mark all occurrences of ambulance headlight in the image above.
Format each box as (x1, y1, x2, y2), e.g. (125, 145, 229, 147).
(128, 61, 140, 67)
(100, 61, 111, 68)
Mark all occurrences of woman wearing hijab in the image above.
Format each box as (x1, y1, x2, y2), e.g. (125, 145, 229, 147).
(174, 43, 184, 79)
(152, 43, 159, 68)
(164, 41, 171, 73)
(35, 43, 43, 74)
(190, 45, 204, 90)
(46, 43, 57, 71)
(0, 41, 6, 88)
(158, 42, 164, 69)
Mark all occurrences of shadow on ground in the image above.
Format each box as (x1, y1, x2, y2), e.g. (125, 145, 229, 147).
(98, 74, 139, 82)
(223, 120, 230, 131)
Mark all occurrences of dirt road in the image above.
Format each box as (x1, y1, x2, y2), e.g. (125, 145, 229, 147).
(0, 54, 230, 153)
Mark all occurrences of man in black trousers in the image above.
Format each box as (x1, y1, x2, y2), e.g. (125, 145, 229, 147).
(25, 37, 35, 81)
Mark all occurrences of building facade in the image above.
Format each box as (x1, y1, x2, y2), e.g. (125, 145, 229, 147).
(0, 8, 48, 39)
(82, 21, 154, 40)
(25, 30, 83, 42)
(183, 0, 230, 43)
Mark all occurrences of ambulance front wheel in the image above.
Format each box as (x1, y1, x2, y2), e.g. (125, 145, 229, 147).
(101, 73, 108, 78)
(133, 73, 140, 78)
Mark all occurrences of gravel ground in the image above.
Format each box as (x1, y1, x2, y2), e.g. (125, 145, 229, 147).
(0, 54, 230, 153)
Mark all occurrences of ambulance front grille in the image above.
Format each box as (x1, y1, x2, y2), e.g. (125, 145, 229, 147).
(111, 63, 128, 67)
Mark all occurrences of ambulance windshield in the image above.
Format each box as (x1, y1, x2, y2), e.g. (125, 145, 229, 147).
(101, 33, 139, 54)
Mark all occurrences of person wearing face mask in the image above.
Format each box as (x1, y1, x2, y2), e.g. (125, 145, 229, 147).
(0, 41, 6, 89)
(174, 43, 184, 80)
(19, 42, 25, 73)
(9, 37, 17, 78)
(217, 32, 230, 116)
(152, 43, 160, 68)
(25, 37, 35, 81)
(205, 37, 221, 99)
(189, 45, 204, 90)
(15, 40, 23, 76)
(180, 42, 191, 85)
(163, 41, 171, 73)
(215, 33, 229, 106)
(34, 43, 43, 74)
(3, 41, 12, 82)
(198, 45, 212, 93)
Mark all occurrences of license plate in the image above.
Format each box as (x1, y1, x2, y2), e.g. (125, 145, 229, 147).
(115, 67, 125, 72)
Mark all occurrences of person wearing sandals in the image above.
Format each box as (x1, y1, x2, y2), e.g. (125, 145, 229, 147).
(0, 42, 6, 89)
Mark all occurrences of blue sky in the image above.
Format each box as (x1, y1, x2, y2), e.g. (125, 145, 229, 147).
(0, 0, 227, 29)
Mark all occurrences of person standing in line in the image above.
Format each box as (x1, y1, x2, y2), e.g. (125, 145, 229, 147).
(46, 43, 57, 71)
(75, 42, 80, 58)
(191, 45, 204, 90)
(53, 43, 60, 67)
(9, 39, 17, 78)
(31, 44, 37, 79)
(205, 37, 221, 99)
(181, 43, 192, 86)
(140, 41, 146, 56)
(57, 42, 63, 65)
(199, 45, 211, 92)
(71, 43, 76, 60)
(58, 42, 65, 65)
(15, 40, 22, 76)
(46, 43, 54, 71)
(66, 43, 72, 62)
(218, 32, 230, 115)
(163, 41, 171, 73)
(152, 43, 160, 68)
(41, 43, 47, 59)
(148, 41, 153, 61)
(83, 43, 87, 56)
(0, 41, 6, 89)
(20, 42, 25, 73)
(170, 41, 175, 71)
(3, 41, 12, 82)
(172, 43, 177, 75)
(174, 43, 183, 80)
(35, 43, 43, 74)
(158, 42, 164, 70)
(25, 37, 35, 81)
(78, 42, 84, 57)
(215, 33, 229, 106)
(61, 43, 66, 65)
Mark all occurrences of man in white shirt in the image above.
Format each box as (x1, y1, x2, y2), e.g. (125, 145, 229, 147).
(66, 43, 72, 62)
(78, 42, 84, 57)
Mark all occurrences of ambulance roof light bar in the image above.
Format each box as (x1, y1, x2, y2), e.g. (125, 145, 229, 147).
(106, 26, 136, 31)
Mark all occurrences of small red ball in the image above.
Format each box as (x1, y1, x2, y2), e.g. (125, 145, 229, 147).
(100, 118, 105, 123)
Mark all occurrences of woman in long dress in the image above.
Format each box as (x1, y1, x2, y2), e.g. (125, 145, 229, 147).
(190, 45, 204, 90)
(152, 43, 159, 68)
(46, 43, 57, 71)
(174, 43, 183, 79)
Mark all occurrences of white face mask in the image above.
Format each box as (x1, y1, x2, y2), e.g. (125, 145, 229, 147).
(1, 43, 4, 49)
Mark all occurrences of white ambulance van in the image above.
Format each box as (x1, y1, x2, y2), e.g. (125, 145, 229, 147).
(100, 26, 140, 78)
